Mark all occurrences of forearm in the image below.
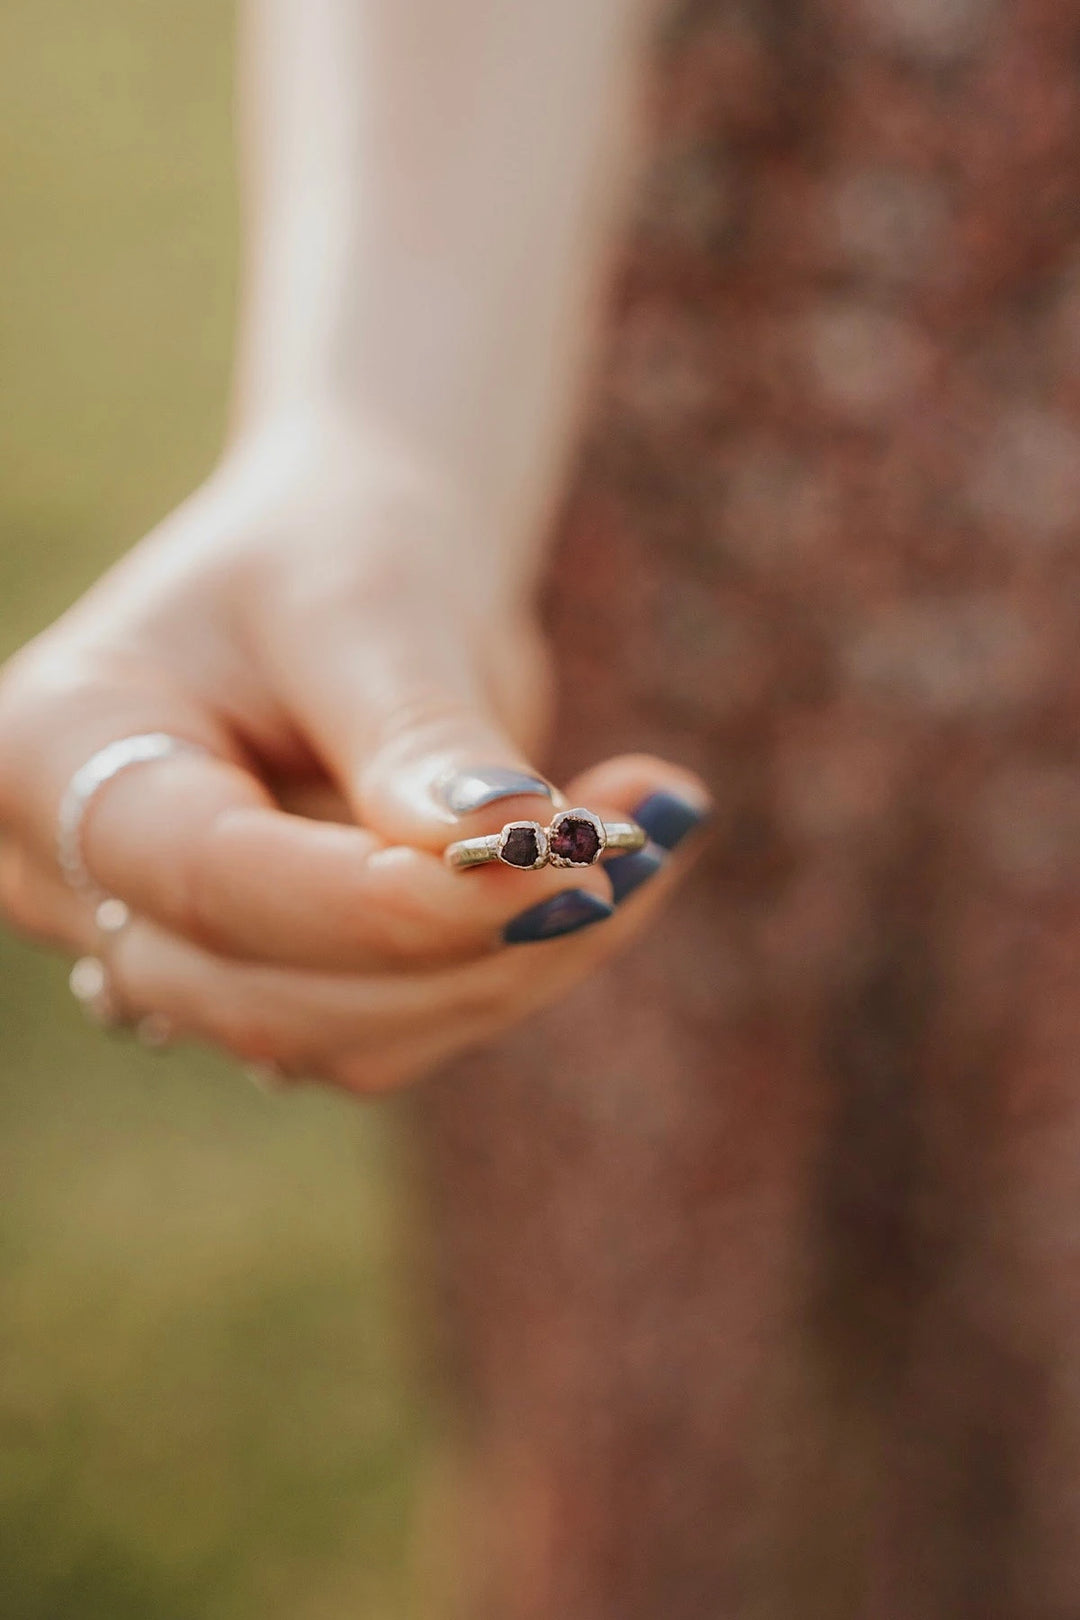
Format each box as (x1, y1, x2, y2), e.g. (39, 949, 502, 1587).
(232, 0, 645, 580)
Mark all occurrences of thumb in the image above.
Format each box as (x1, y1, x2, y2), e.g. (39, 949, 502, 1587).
(265, 593, 561, 848)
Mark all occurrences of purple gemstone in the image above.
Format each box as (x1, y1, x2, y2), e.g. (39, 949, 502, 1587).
(549, 815, 601, 865)
(501, 825, 542, 868)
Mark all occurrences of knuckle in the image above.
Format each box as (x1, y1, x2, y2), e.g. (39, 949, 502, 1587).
(373, 905, 470, 969)
(171, 802, 286, 960)
(171, 830, 243, 957)
(363, 687, 493, 790)
(359, 859, 478, 969)
(377, 686, 477, 743)
(200, 993, 320, 1075)
(161, 869, 218, 954)
(0, 644, 142, 832)
(120, 961, 245, 1056)
(178, 879, 232, 956)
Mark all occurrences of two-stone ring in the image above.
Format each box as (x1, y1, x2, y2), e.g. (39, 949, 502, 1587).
(444, 806, 646, 872)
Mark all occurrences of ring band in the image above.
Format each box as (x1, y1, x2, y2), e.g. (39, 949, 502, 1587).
(69, 888, 135, 1031)
(60, 739, 202, 1047)
(70, 914, 176, 1047)
(445, 806, 646, 872)
(57, 731, 208, 891)
(68, 955, 175, 1048)
(69, 954, 126, 1029)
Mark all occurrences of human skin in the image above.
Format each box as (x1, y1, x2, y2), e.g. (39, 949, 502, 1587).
(0, 0, 709, 1091)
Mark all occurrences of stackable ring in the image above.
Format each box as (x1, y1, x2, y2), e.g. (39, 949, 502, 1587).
(245, 1060, 293, 1093)
(68, 950, 176, 1048)
(69, 954, 126, 1029)
(445, 806, 646, 873)
(57, 731, 209, 892)
(59, 741, 199, 1046)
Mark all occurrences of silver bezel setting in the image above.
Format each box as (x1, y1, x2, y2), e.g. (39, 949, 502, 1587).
(445, 809, 643, 872)
(497, 820, 550, 871)
(547, 807, 607, 868)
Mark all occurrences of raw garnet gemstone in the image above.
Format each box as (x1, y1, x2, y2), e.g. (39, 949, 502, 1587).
(501, 825, 542, 868)
(550, 815, 601, 864)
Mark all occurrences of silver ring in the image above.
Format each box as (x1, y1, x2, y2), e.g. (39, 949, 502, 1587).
(95, 895, 131, 935)
(57, 732, 208, 892)
(445, 806, 646, 872)
(69, 954, 127, 1030)
(71, 879, 178, 1046)
(70, 956, 176, 1048)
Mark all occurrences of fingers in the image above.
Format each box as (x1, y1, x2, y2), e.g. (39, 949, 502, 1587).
(32, 832, 695, 1097)
(71, 907, 609, 1094)
(0, 750, 712, 1099)
(250, 583, 711, 959)
(0, 641, 707, 981)
(103, 919, 475, 1082)
(1, 740, 710, 977)
(0, 651, 238, 852)
(256, 574, 559, 850)
(0, 651, 589, 973)
(0, 839, 504, 1088)
(3, 794, 616, 972)
(74, 735, 617, 969)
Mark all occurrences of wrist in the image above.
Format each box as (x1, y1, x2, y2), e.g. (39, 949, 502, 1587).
(216, 400, 543, 619)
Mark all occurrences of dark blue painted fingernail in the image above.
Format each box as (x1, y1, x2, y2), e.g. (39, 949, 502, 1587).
(504, 888, 613, 944)
(632, 791, 709, 852)
(605, 844, 665, 904)
(442, 766, 554, 816)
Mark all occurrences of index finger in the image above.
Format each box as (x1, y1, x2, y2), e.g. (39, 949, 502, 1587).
(80, 756, 614, 970)
(0, 668, 614, 972)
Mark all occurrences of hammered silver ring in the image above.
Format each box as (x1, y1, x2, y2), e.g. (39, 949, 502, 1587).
(69, 907, 177, 1049)
(69, 953, 125, 1029)
(57, 731, 208, 892)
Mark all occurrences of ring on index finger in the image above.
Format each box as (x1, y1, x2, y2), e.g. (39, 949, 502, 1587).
(56, 731, 210, 893)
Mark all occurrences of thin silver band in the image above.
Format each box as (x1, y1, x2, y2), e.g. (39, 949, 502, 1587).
(69, 895, 177, 1049)
(57, 731, 208, 892)
(68, 951, 176, 1049)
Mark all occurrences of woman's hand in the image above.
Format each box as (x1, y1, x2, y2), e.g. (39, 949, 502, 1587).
(0, 416, 710, 1094)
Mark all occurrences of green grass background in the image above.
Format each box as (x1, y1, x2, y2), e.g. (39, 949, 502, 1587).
(0, 5, 430, 1615)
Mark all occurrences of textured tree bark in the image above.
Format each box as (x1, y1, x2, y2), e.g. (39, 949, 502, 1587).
(416, 0, 1080, 1612)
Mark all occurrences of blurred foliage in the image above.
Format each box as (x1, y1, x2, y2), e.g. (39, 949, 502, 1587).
(0, 4, 429, 1615)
